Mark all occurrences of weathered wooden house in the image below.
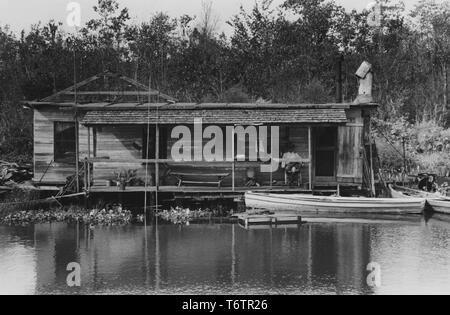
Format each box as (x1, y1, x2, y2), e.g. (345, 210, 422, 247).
(25, 69, 378, 202)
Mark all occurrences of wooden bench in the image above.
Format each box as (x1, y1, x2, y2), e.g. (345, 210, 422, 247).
(169, 171, 231, 188)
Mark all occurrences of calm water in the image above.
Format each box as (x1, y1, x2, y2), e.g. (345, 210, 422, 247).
(1, 214, 450, 295)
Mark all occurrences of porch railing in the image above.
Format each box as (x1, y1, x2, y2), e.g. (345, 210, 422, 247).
(82, 157, 312, 193)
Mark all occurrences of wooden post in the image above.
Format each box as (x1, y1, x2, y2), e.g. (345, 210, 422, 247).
(155, 125, 160, 193)
(87, 160, 91, 193)
(83, 158, 89, 209)
(270, 160, 273, 189)
(87, 127, 91, 159)
(73, 45, 79, 194)
(83, 158, 87, 192)
(87, 127, 91, 193)
(93, 127, 97, 157)
(369, 120, 376, 196)
(402, 137, 406, 187)
(232, 128, 235, 192)
(75, 118, 80, 193)
(308, 126, 312, 191)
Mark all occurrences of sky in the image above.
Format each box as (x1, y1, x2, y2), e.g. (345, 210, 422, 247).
(0, 0, 422, 35)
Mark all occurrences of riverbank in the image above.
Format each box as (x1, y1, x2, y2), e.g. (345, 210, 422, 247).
(0, 205, 235, 226)
(0, 205, 135, 226)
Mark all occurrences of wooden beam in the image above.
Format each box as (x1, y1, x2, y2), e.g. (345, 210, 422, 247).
(75, 118, 80, 193)
(87, 127, 91, 193)
(83, 158, 88, 193)
(155, 124, 160, 192)
(369, 119, 376, 196)
(232, 130, 235, 192)
(93, 127, 97, 158)
(41, 73, 103, 102)
(65, 91, 157, 96)
(87, 127, 91, 159)
(119, 76, 178, 102)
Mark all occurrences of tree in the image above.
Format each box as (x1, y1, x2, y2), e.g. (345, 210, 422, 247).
(83, 0, 131, 72)
(411, 0, 450, 124)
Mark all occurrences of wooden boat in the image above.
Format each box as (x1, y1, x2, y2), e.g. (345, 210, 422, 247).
(389, 185, 450, 215)
(245, 192, 426, 214)
(389, 185, 437, 198)
(427, 198, 450, 214)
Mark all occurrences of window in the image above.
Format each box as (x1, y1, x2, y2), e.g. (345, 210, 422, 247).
(54, 122, 76, 163)
(142, 126, 168, 159)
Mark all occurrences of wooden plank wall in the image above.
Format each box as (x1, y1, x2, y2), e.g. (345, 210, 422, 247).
(93, 125, 147, 182)
(337, 108, 364, 185)
(34, 107, 92, 183)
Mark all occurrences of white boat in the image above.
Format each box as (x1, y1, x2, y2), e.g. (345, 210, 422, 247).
(389, 185, 450, 215)
(427, 198, 450, 214)
(389, 185, 438, 198)
(245, 192, 426, 214)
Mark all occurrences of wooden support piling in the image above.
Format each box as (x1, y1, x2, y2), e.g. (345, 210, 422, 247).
(308, 126, 312, 191)
(75, 118, 80, 193)
(155, 125, 160, 190)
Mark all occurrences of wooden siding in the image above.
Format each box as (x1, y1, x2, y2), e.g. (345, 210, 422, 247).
(337, 108, 364, 184)
(34, 107, 92, 183)
(34, 107, 367, 189)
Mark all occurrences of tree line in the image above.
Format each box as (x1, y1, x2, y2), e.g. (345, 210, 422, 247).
(0, 0, 449, 164)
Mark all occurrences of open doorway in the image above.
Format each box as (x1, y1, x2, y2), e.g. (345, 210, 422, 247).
(314, 127, 337, 183)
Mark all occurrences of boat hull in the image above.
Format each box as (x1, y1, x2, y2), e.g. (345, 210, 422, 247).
(390, 185, 450, 214)
(245, 192, 425, 214)
(427, 199, 450, 214)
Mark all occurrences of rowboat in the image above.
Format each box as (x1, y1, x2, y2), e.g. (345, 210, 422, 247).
(389, 185, 438, 198)
(245, 192, 426, 214)
(389, 185, 450, 215)
(427, 198, 450, 214)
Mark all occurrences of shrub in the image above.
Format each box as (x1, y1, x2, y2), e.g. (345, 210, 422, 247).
(374, 118, 450, 174)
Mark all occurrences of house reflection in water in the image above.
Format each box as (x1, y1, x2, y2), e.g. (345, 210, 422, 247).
(3, 217, 450, 294)
(25, 222, 372, 294)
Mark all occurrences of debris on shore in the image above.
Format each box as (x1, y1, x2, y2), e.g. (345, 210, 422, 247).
(0, 160, 33, 189)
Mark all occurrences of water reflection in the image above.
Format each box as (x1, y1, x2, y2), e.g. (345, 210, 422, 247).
(0, 214, 449, 295)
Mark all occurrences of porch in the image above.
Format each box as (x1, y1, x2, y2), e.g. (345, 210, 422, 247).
(77, 126, 348, 196)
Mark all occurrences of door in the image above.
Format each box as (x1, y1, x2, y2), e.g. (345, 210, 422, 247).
(337, 125, 363, 183)
(314, 127, 337, 183)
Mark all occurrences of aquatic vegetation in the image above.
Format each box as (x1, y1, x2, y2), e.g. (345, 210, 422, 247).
(157, 207, 212, 225)
(0, 205, 133, 226)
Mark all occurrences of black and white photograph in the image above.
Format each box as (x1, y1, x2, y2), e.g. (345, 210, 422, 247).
(0, 0, 450, 298)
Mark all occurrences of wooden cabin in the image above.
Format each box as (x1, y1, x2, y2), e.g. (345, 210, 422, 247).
(25, 70, 378, 200)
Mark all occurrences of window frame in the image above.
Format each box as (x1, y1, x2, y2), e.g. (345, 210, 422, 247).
(54, 121, 77, 164)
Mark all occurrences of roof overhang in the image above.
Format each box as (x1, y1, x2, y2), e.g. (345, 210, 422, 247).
(80, 107, 350, 125)
(23, 101, 378, 110)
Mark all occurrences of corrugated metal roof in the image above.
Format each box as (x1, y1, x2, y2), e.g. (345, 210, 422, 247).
(81, 108, 348, 125)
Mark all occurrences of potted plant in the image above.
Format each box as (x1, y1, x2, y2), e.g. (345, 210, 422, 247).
(113, 169, 137, 191)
